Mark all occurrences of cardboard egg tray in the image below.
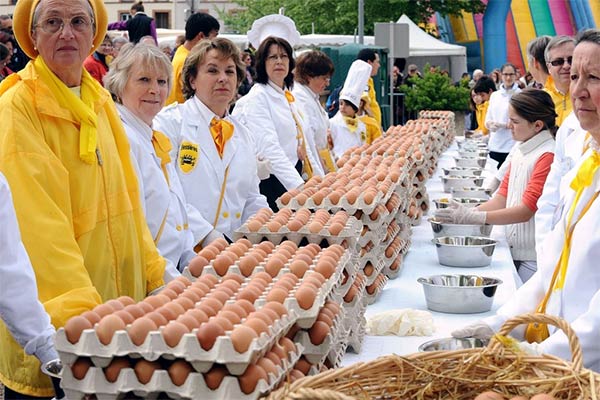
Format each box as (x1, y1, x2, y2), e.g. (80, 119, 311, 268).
(363, 273, 389, 306)
(346, 316, 367, 354)
(343, 293, 367, 334)
(55, 308, 296, 376)
(233, 216, 362, 250)
(324, 333, 350, 369)
(381, 233, 404, 267)
(357, 223, 386, 248)
(327, 260, 359, 304)
(341, 274, 367, 318)
(60, 344, 304, 400)
(293, 309, 346, 365)
(383, 254, 404, 280)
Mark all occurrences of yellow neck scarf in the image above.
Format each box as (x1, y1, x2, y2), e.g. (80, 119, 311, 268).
(526, 147, 600, 343)
(33, 57, 98, 164)
(343, 115, 359, 133)
(210, 117, 234, 158)
(151, 130, 172, 185)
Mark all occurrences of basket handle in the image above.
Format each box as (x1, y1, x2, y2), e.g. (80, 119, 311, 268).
(278, 388, 355, 400)
(487, 313, 583, 371)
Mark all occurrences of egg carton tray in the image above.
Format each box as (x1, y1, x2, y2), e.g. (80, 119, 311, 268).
(327, 260, 359, 304)
(399, 238, 412, 255)
(233, 218, 362, 250)
(381, 233, 404, 267)
(60, 345, 303, 400)
(357, 223, 386, 248)
(324, 334, 350, 369)
(277, 188, 386, 215)
(381, 221, 401, 248)
(346, 317, 367, 354)
(56, 309, 296, 376)
(382, 253, 404, 280)
(362, 274, 389, 306)
(341, 276, 367, 319)
(293, 311, 346, 365)
(355, 206, 391, 231)
(342, 296, 367, 334)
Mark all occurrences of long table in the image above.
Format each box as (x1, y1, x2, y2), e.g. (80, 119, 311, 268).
(342, 142, 519, 365)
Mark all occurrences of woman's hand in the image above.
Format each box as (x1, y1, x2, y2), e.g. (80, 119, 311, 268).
(435, 201, 487, 225)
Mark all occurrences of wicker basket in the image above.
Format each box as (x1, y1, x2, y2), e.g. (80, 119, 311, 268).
(267, 313, 600, 400)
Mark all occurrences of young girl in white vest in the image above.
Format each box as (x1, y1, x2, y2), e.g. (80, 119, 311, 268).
(436, 88, 557, 283)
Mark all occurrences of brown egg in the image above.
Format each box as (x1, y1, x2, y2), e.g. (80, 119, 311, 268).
(145, 311, 168, 327)
(235, 299, 255, 315)
(197, 321, 225, 351)
(257, 357, 278, 377)
(308, 321, 330, 345)
(212, 237, 229, 251)
(104, 357, 131, 383)
(114, 310, 135, 325)
(279, 336, 296, 354)
(116, 296, 136, 307)
(316, 313, 333, 327)
(273, 278, 295, 292)
(156, 302, 185, 321)
(327, 191, 341, 205)
(199, 274, 219, 287)
(134, 359, 161, 384)
(271, 343, 287, 361)
(238, 364, 268, 394)
(105, 299, 125, 312)
(127, 317, 157, 346)
(96, 315, 126, 345)
(266, 220, 282, 232)
(198, 246, 219, 262)
(294, 286, 316, 310)
(188, 256, 210, 277)
(266, 287, 288, 303)
(176, 314, 201, 330)
(247, 220, 262, 232)
(289, 369, 305, 382)
(174, 296, 195, 311)
(311, 191, 325, 206)
(289, 260, 309, 281)
(253, 271, 274, 285)
(143, 294, 170, 310)
(200, 298, 223, 316)
(137, 301, 155, 314)
(262, 301, 288, 318)
(247, 311, 273, 326)
(211, 316, 234, 332)
(264, 350, 281, 366)
(343, 286, 358, 303)
(327, 222, 345, 236)
(294, 356, 312, 375)
(203, 365, 229, 390)
(167, 280, 187, 295)
(209, 289, 232, 305)
(122, 304, 145, 320)
(308, 221, 323, 234)
(212, 254, 233, 276)
(160, 288, 179, 301)
(259, 307, 279, 324)
(230, 325, 258, 353)
(92, 303, 114, 318)
(71, 357, 93, 380)
(473, 392, 505, 400)
(265, 257, 285, 277)
(218, 310, 242, 325)
(314, 259, 335, 279)
(236, 286, 261, 303)
(64, 316, 93, 344)
(185, 308, 209, 325)
(162, 321, 190, 347)
(168, 360, 193, 386)
(244, 317, 269, 335)
(238, 256, 257, 277)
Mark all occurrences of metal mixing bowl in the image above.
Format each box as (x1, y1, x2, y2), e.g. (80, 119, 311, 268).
(441, 176, 484, 193)
(428, 218, 493, 238)
(418, 337, 486, 352)
(454, 156, 488, 168)
(432, 236, 497, 267)
(441, 167, 483, 177)
(433, 197, 485, 209)
(417, 274, 503, 313)
(451, 187, 491, 199)
(458, 149, 489, 158)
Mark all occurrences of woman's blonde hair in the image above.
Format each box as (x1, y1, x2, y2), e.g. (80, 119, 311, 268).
(181, 37, 245, 100)
(104, 42, 172, 101)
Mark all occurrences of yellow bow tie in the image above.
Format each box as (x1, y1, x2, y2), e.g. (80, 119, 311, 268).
(152, 130, 172, 184)
(285, 90, 295, 103)
(570, 149, 600, 191)
(210, 117, 234, 158)
(343, 116, 359, 132)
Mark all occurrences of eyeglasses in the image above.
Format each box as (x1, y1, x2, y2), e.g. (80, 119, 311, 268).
(548, 57, 573, 67)
(35, 15, 94, 34)
(266, 54, 289, 62)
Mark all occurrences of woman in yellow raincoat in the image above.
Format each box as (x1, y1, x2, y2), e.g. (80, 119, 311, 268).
(0, 0, 165, 396)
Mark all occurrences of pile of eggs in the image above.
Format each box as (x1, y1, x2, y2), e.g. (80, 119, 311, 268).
(244, 208, 350, 236)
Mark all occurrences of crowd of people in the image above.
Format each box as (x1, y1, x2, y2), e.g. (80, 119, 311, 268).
(2, 0, 600, 396)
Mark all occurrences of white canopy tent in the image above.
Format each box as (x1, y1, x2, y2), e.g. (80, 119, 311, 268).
(395, 14, 467, 82)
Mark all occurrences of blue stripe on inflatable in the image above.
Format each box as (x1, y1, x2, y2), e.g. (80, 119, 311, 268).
(483, 0, 512, 71)
(580, 0, 595, 28)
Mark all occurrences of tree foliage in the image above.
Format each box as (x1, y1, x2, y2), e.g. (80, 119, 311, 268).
(400, 65, 470, 112)
(217, 0, 485, 35)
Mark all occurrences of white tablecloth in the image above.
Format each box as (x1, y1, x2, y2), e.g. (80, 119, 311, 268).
(342, 142, 519, 365)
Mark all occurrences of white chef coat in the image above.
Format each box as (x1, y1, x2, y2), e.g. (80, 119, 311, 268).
(155, 96, 268, 239)
(293, 83, 330, 164)
(118, 105, 204, 281)
(232, 82, 323, 190)
(535, 112, 586, 255)
(0, 173, 58, 365)
(484, 145, 600, 372)
(329, 111, 366, 159)
(485, 83, 521, 153)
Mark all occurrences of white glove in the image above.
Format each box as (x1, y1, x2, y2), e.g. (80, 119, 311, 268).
(257, 157, 272, 180)
(203, 229, 225, 246)
(434, 201, 486, 225)
(518, 341, 543, 356)
(451, 321, 494, 340)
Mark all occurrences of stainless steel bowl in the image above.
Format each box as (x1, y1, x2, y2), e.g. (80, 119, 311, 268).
(458, 149, 489, 158)
(432, 236, 497, 267)
(441, 167, 483, 177)
(441, 176, 484, 193)
(434, 197, 486, 209)
(417, 274, 503, 313)
(418, 337, 486, 352)
(428, 218, 493, 238)
(454, 156, 488, 168)
(451, 187, 491, 200)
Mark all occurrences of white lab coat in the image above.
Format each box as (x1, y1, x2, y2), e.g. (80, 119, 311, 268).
(485, 83, 521, 153)
(484, 146, 600, 372)
(293, 84, 330, 161)
(155, 96, 268, 239)
(0, 173, 57, 364)
(535, 112, 586, 254)
(118, 105, 205, 281)
(329, 111, 366, 159)
(232, 82, 323, 190)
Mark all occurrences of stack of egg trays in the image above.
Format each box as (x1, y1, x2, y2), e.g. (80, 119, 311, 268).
(346, 314, 367, 354)
(341, 272, 367, 335)
(60, 344, 303, 400)
(327, 254, 359, 304)
(363, 273, 389, 306)
(233, 214, 362, 250)
(276, 187, 385, 215)
(293, 307, 346, 365)
(357, 222, 386, 249)
(382, 253, 404, 280)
